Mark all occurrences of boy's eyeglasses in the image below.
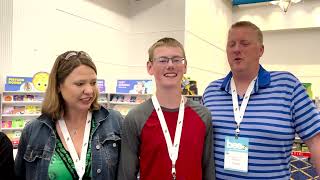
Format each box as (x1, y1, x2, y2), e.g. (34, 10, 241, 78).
(152, 56, 185, 65)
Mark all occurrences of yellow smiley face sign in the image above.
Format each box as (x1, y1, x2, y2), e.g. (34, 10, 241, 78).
(32, 72, 49, 91)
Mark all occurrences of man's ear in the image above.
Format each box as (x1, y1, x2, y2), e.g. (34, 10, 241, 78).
(147, 61, 153, 75)
(259, 44, 264, 57)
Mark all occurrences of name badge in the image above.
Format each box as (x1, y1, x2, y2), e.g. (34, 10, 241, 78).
(224, 136, 249, 173)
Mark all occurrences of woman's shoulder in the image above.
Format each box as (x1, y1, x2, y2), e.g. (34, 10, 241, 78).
(94, 106, 122, 119)
(23, 114, 53, 133)
(93, 107, 122, 133)
(22, 118, 43, 133)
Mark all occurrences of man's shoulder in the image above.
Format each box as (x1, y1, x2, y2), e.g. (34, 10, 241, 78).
(0, 132, 9, 142)
(208, 78, 225, 87)
(269, 70, 299, 83)
(0, 132, 13, 153)
(203, 77, 225, 96)
(269, 70, 296, 78)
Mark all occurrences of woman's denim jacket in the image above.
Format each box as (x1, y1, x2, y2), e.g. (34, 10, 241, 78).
(15, 107, 122, 180)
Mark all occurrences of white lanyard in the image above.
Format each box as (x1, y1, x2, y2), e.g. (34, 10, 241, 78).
(58, 111, 92, 180)
(151, 95, 185, 180)
(231, 77, 257, 137)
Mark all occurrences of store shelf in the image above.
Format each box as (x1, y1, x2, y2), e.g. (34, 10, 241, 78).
(98, 100, 108, 104)
(3, 91, 43, 94)
(0, 93, 2, 119)
(109, 92, 151, 96)
(109, 102, 141, 105)
(1, 127, 24, 131)
(1, 114, 41, 117)
(108, 93, 151, 116)
(2, 101, 42, 105)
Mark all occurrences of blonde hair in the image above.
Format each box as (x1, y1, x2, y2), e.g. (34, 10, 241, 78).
(230, 21, 263, 44)
(148, 37, 186, 62)
(41, 51, 100, 120)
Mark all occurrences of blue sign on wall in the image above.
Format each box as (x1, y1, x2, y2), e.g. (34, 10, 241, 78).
(5, 76, 34, 91)
(97, 79, 106, 93)
(5, 72, 49, 92)
(116, 80, 152, 94)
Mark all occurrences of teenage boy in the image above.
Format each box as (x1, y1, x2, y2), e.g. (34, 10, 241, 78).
(118, 37, 214, 180)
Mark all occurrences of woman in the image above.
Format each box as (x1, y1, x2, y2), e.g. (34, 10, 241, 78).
(15, 51, 122, 180)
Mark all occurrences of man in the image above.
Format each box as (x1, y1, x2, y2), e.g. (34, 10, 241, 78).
(118, 37, 214, 180)
(203, 21, 320, 179)
(0, 132, 15, 179)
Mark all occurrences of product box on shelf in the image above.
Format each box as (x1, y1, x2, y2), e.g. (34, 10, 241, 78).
(302, 83, 313, 99)
(185, 95, 202, 104)
(108, 93, 151, 116)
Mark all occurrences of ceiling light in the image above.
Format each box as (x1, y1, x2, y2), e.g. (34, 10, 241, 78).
(270, 0, 303, 13)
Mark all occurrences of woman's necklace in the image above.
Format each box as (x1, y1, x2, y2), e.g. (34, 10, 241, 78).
(66, 123, 83, 138)
(71, 128, 78, 137)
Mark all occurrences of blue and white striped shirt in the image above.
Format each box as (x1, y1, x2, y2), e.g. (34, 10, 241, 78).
(203, 65, 320, 180)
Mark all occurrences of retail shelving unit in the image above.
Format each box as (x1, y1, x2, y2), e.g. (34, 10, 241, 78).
(185, 95, 202, 104)
(291, 136, 318, 179)
(0, 91, 44, 148)
(108, 93, 151, 116)
(0, 92, 2, 130)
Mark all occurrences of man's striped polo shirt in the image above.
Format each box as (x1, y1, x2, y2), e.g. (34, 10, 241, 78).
(203, 65, 320, 180)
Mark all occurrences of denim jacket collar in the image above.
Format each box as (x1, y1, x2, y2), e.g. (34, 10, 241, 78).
(37, 107, 110, 130)
(92, 107, 110, 124)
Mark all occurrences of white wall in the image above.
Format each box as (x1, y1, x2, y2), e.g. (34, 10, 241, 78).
(127, 0, 233, 95)
(10, 0, 319, 97)
(262, 28, 320, 97)
(233, 0, 320, 31)
(0, 0, 13, 89)
(127, 0, 186, 89)
(4, 0, 233, 94)
(232, 0, 320, 98)
(9, 0, 130, 92)
(184, 0, 232, 94)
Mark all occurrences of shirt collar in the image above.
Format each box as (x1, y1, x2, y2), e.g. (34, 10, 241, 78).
(220, 65, 271, 94)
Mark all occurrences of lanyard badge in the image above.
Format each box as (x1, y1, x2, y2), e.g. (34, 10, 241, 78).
(152, 95, 185, 180)
(58, 112, 92, 180)
(224, 77, 256, 173)
(231, 77, 256, 138)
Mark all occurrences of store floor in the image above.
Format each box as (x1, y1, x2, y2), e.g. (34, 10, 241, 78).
(290, 156, 319, 180)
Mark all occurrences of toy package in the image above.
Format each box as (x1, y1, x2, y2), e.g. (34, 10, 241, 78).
(181, 76, 198, 95)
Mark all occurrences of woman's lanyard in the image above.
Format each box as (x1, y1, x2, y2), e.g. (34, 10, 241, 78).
(231, 77, 257, 138)
(151, 95, 185, 180)
(58, 111, 92, 180)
